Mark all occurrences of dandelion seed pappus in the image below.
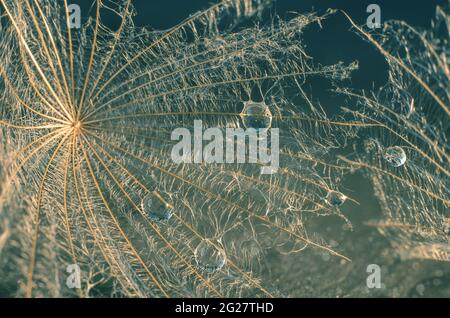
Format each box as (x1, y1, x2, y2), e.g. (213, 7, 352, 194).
(1, 0, 447, 301)
(0, 0, 357, 297)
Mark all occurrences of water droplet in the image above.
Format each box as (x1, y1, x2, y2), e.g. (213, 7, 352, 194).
(325, 191, 347, 207)
(240, 102, 272, 133)
(383, 146, 407, 167)
(416, 283, 425, 295)
(141, 191, 173, 222)
(194, 240, 226, 273)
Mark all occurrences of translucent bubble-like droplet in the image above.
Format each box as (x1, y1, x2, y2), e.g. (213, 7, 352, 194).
(240, 102, 272, 132)
(383, 146, 407, 167)
(141, 191, 173, 222)
(325, 191, 347, 207)
(194, 240, 226, 273)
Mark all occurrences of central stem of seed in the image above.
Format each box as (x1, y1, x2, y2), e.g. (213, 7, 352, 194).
(71, 120, 82, 134)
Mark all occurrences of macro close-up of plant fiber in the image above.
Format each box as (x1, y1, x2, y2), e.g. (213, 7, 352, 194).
(0, 0, 448, 299)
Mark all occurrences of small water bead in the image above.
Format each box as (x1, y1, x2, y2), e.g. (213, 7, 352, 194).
(240, 102, 272, 133)
(141, 191, 173, 222)
(194, 240, 226, 273)
(325, 191, 347, 207)
(416, 284, 425, 296)
(383, 146, 407, 167)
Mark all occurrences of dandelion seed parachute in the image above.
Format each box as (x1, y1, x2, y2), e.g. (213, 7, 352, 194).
(194, 240, 227, 273)
(240, 101, 272, 133)
(0, 0, 357, 297)
(383, 146, 407, 168)
(325, 191, 347, 208)
(141, 191, 173, 222)
(340, 3, 450, 263)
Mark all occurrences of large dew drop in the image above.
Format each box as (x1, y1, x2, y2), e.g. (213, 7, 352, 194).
(240, 102, 272, 133)
(325, 190, 347, 207)
(141, 191, 173, 222)
(383, 146, 407, 167)
(194, 240, 226, 273)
